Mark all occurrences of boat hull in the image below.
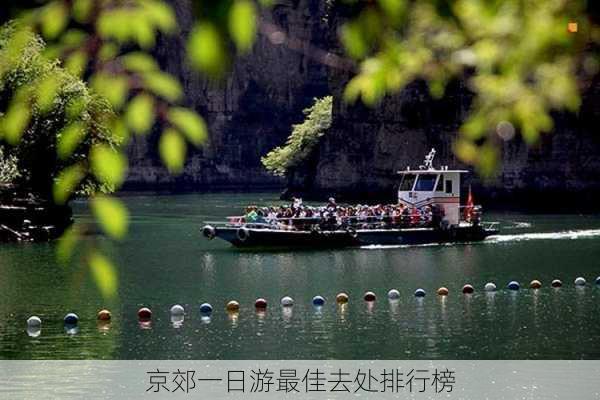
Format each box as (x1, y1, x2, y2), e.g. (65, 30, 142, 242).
(204, 225, 498, 248)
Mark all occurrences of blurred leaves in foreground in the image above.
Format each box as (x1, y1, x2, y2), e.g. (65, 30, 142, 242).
(339, 0, 599, 176)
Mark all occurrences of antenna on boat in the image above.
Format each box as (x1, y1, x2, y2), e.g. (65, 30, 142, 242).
(420, 148, 436, 170)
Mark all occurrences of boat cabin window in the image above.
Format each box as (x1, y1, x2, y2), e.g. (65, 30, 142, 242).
(414, 174, 438, 191)
(399, 174, 416, 191)
(445, 179, 453, 194)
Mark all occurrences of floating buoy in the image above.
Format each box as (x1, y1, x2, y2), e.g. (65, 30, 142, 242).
(596, 276, 600, 285)
(97, 309, 112, 321)
(312, 296, 325, 306)
(574, 277, 586, 286)
(363, 291, 376, 302)
(551, 279, 563, 288)
(280, 296, 294, 307)
(484, 282, 497, 292)
(462, 284, 474, 294)
(170, 304, 185, 316)
(336, 293, 349, 304)
(437, 287, 449, 296)
(387, 289, 400, 300)
(226, 300, 240, 312)
(27, 316, 41, 328)
(507, 281, 520, 290)
(200, 303, 213, 315)
(64, 313, 79, 325)
(27, 326, 41, 338)
(138, 307, 152, 320)
(530, 280, 542, 289)
(255, 298, 267, 309)
(414, 288, 426, 297)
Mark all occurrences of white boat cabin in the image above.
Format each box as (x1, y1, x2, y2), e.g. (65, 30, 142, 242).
(397, 149, 467, 226)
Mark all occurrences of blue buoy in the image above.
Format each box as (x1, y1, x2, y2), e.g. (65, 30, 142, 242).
(199, 303, 213, 315)
(312, 296, 325, 306)
(484, 282, 497, 292)
(507, 281, 520, 291)
(596, 276, 600, 285)
(63, 313, 79, 325)
(387, 289, 400, 300)
(414, 288, 426, 297)
(574, 277, 586, 286)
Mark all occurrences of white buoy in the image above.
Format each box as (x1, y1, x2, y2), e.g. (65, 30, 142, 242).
(281, 296, 294, 307)
(574, 277, 586, 286)
(387, 289, 400, 300)
(484, 282, 497, 292)
(170, 304, 185, 316)
(27, 316, 41, 328)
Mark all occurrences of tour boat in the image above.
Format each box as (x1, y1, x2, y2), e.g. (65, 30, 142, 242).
(202, 149, 499, 248)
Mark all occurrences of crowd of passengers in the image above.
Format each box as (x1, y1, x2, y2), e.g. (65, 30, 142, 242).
(238, 197, 469, 230)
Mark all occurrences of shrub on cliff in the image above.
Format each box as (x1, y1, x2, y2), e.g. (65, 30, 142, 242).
(0, 23, 118, 200)
(262, 96, 332, 177)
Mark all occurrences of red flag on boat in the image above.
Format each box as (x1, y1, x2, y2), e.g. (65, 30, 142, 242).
(464, 185, 474, 221)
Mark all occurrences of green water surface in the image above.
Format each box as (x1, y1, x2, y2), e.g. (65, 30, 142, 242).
(1, 193, 599, 359)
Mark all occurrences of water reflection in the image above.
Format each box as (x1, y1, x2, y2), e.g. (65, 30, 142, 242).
(138, 321, 152, 330)
(97, 321, 112, 334)
(27, 326, 41, 338)
(227, 311, 239, 328)
(64, 325, 79, 335)
(170, 315, 184, 329)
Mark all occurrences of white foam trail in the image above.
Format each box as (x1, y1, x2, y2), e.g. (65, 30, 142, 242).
(487, 229, 600, 243)
(360, 228, 600, 250)
(508, 221, 532, 229)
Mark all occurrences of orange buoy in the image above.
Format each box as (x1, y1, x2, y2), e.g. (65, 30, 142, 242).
(462, 284, 474, 294)
(530, 280, 542, 289)
(336, 293, 349, 304)
(138, 307, 152, 320)
(227, 300, 240, 312)
(437, 287, 449, 296)
(97, 309, 112, 321)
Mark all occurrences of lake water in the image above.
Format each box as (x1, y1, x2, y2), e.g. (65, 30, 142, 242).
(1, 192, 600, 360)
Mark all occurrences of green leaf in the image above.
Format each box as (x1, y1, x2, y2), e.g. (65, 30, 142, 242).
(73, 0, 93, 23)
(168, 107, 208, 146)
(142, 71, 182, 102)
(229, 0, 257, 52)
(188, 23, 227, 76)
(121, 52, 159, 72)
(53, 164, 85, 205)
(159, 128, 187, 174)
(36, 76, 60, 114)
(57, 122, 86, 159)
(65, 51, 88, 77)
(41, 2, 69, 40)
(91, 195, 129, 239)
(90, 144, 128, 188)
(1, 101, 31, 145)
(142, 1, 177, 33)
(125, 94, 155, 135)
(56, 225, 79, 264)
(340, 22, 368, 59)
(91, 73, 129, 109)
(131, 17, 155, 49)
(88, 251, 119, 299)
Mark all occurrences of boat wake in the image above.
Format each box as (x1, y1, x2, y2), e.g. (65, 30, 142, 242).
(487, 228, 600, 243)
(359, 228, 600, 250)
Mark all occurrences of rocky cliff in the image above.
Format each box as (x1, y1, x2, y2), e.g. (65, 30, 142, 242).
(125, 0, 333, 191)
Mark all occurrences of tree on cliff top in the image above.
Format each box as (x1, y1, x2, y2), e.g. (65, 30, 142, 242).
(262, 96, 332, 177)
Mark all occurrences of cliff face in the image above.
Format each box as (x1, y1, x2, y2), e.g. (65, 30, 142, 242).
(125, 0, 332, 191)
(286, 73, 600, 209)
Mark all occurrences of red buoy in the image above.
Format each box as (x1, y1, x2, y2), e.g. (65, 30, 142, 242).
(254, 298, 267, 309)
(138, 307, 152, 320)
(462, 284, 474, 294)
(363, 291, 376, 302)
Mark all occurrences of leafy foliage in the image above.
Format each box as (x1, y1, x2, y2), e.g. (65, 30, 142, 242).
(0, 23, 117, 199)
(339, 0, 599, 175)
(0, 145, 20, 184)
(262, 96, 333, 177)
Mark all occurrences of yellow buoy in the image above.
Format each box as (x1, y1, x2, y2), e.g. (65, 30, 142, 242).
(530, 280, 542, 289)
(336, 292, 349, 304)
(437, 287, 449, 296)
(97, 309, 112, 321)
(226, 300, 240, 312)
